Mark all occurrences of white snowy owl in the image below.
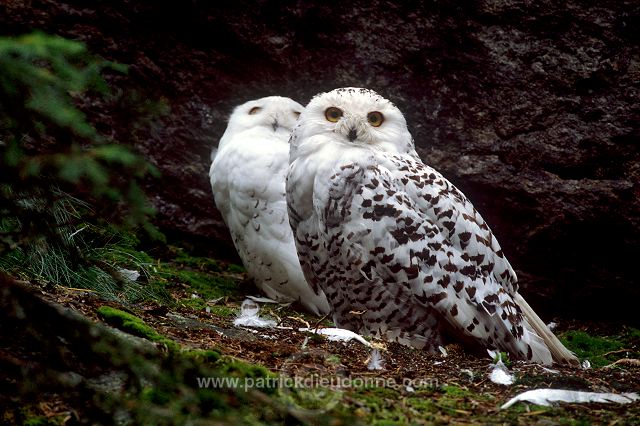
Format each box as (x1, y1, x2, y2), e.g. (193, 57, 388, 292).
(286, 88, 578, 364)
(210, 96, 330, 315)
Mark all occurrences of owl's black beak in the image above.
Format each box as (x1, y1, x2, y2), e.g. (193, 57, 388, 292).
(348, 127, 357, 142)
(271, 119, 279, 131)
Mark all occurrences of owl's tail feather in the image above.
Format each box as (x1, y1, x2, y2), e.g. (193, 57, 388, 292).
(514, 292, 580, 366)
(519, 319, 553, 365)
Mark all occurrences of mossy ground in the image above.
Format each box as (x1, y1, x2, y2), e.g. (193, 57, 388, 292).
(97, 305, 181, 351)
(3, 238, 639, 424)
(559, 328, 639, 368)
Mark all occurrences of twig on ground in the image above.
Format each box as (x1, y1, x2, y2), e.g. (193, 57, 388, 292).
(312, 313, 330, 333)
(286, 316, 310, 329)
(602, 349, 632, 357)
(603, 359, 640, 369)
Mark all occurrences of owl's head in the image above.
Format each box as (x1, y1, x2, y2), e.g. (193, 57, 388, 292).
(292, 88, 414, 155)
(220, 96, 304, 147)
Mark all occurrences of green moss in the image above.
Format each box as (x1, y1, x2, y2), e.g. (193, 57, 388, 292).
(559, 330, 624, 367)
(207, 305, 235, 317)
(349, 385, 450, 424)
(212, 357, 278, 396)
(216, 357, 275, 380)
(499, 402, 556, 424)
(349, 386, 408, 423)
(372, 421, 404, 426)
(180, 297, 207, 310)
(440, 384, 471, 397)
(179, 298, 236, 317)
(627, 327, 640, 340)
(326, 354, 341, 364)
(227, 263, 246, 273)
(357, 385, 400, 400)
(492, 351, 512, 367)
(169, 269, 238, 300)
(141, 387, 172, 405)
(307, 333, 326, 343)
(97, 306, 180, 351)
(498, 403, 603, 426)
(184, 349, 222, 364)
(23, 416, 50, 426)
(143, 245, 244, 302)
(16, 407, 62, 426)
(404, 396, 434, 411)
(171, 245, 222, 272)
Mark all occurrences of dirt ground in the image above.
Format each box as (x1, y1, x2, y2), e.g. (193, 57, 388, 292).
(18, 276, 637, 425)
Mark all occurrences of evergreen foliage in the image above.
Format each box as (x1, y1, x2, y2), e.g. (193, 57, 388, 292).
(0, 31, 159, 299)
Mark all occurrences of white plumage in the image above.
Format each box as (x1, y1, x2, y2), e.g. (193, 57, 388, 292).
(286, 88, 578, 364)
(210, 96, 330, 315)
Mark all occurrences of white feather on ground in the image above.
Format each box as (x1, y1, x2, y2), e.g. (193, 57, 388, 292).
(501, 389, 639, 409)
(233, 299, 276, 328)
(488, 353, 515, 386)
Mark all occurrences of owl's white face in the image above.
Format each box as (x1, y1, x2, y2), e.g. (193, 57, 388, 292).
(220, 96, 304, 147)
(292, 88, 414, 155)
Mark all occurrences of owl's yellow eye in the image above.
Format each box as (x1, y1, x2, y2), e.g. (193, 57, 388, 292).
(367, 111, 384, 127)
(249, 106, 262, 115)
(324, 107, 343, 122)
(293, 111, 301, 119)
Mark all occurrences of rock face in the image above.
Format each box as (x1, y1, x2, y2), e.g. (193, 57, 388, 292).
(2, 1, 638, 321)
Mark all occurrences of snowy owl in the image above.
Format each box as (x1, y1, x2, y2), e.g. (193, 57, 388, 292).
(210, 96, 330, 315)
(286, 88, 578, 364)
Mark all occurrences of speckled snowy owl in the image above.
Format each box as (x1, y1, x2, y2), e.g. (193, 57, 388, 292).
(287, 88, 578, 364)
(210, 96, 330, 315)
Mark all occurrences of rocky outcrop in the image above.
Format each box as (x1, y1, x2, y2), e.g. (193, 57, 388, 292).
(2, 0, 638, 321)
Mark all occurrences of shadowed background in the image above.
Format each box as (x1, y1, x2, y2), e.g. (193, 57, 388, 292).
(2, 0, 638, 322)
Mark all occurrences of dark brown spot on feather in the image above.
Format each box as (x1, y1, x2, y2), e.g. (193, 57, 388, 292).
(427, 292, 447, 305)
(484, 294, 499, 304)
(428, 242, 442, 251)
(476, 235, 490, 246)
(443, 262, 458, 272)
(466, 286, 477, 298)
(460, 265, 476, 277)
(405, 265, 419, 280)
(438, 275, 451, 288)
(381, 254, 394, 263)
(482, 301, 496, 314)
(450, 304, 458, 316)
(389, 263, 403, 273)
(442, 221, 455, 232)
(437, 210, 453, 219)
